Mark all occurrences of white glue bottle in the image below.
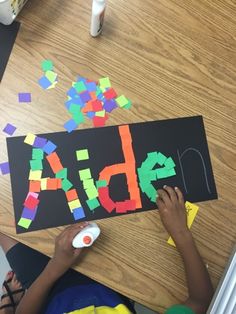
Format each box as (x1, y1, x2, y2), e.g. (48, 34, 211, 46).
(90, 0, 106, 37)
(72, 222, 101, 248)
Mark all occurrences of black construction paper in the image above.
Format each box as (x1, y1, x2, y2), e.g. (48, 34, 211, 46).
(7, 116, 218, 233)
(0, 21, 20, 81)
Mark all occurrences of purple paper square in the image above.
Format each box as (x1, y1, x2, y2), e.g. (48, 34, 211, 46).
(73, 207, 85, 220)
(64, 119, 77, 133)
(0, 162, 10, 175)
(103, 99, 117, 113)
(43, 140, 57, 155)
(3, 123, 17, 136)
(33, 136, 47, 148)
(22, 206, 37, 220)
(79, 91, 92, 103)
(18, 92, 31, 103)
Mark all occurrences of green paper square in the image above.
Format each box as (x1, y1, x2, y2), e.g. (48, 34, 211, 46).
(76, 149, 89, 161)
(96, 86, 103, 96)
(79, 169, 91, 181)
(115, 95, 129, 107)
(72, 111, 85, 124)
(69, 104, 82, 114)
(86, 198, 100, 210)
(145, 185, 157, 200)
(32, 148, 44, 160)
(86, 187, 99, 200)
(74, 81, 87, 93)
(18, 217, 32, 229)
(96, 180, 107, 188)
(30, 159, 43, 171)
(95, 110, 106, 117)
(139, 180, 151, 193)
(156, 152, 167, 166)
(164, 157, 176, 169)
(147, 152, 158, 161)
(123, 100, 132, 109)
(83, 179, 95, 189)
(149, 170, 156, 181)
(156, 168, 169, 179)
(62, 179, 73, 191)
(56, 168, 68, 179)
(167, 168, 176, 177)
(45, 70, 57, 83)
(99, 77, 111, 89)
(41, 59, 53, 71)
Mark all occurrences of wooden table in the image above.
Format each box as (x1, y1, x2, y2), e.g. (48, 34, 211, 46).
(0, 0, 236, 312)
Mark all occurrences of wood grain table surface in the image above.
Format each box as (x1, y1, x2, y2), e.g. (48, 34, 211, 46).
(0, 0, 236, 312)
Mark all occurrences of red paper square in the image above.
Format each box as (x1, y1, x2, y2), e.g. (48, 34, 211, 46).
(103, 88, 117, 100)
(24, 195, 39, 210)
(92, 100, 103, 111)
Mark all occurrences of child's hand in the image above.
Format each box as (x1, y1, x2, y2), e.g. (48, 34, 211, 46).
(51, 222, 89, 275)
(157, 186, 190, 242)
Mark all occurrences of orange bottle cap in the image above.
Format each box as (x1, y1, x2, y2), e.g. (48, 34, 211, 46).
(83, 235, 92, 245)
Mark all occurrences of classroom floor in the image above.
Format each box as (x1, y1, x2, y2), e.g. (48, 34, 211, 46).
(0, 246, 156, 313)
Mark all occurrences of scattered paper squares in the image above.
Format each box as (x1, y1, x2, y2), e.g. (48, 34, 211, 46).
(18, 92, 31, 103)
(0, 162, 10, 175)
(3, 123, 16, 136)
(41, 59, 54, 72)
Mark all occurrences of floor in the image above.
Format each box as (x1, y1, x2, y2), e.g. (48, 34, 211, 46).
(0, 246, 156, 313)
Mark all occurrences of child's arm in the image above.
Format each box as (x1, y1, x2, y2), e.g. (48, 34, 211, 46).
(16, 222, 89, 314)
(157, 186, 214, 314)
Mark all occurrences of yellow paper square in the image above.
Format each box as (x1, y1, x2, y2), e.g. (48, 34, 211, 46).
(29, 170, 42, 181)
(24, 133, 36, 146)
(41, 178, 48, 190)
(167, 201, 199, 247)
(68, 199, 81, 211)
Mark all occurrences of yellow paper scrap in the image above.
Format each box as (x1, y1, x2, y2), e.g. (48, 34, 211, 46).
(29, 170, 42, 181)
(167, 201, 199, 247)
(41, 178, 48, 190)
(24, 133, 36, 146)
(68, 199, 81, 211)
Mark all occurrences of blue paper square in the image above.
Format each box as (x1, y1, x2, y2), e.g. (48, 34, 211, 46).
(64, 119, 77, 133)
(85, 81, 97, 92)
(97, 93, 104, 100)
(73, 207, 86, 220)
(71, 96, 84, 107)
(43, 141, 57, 155)
(86, 111, 95, 119)
(67, 87, 78, 98)
(38, 76, 51, 89)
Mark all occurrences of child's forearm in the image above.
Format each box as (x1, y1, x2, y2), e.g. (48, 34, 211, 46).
(174, 230, 214, 313)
